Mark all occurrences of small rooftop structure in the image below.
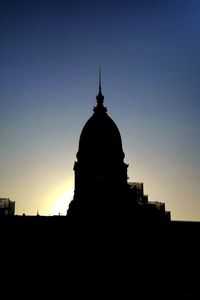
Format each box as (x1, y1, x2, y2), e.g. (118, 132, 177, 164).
(0, 198, 15, 216)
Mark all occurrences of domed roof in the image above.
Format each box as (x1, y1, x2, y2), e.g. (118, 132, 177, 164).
(77, 86, 125, 165)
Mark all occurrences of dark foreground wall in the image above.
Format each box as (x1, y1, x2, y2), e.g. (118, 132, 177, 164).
(0, 216, 199, 298)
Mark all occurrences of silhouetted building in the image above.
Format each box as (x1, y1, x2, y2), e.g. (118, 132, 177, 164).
(1, 77, 199, 299)
(67, 76, 170, 226)
(0, 198, 15, 216)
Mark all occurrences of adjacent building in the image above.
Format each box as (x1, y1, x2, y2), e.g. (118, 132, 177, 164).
(0, 198, 15, 216)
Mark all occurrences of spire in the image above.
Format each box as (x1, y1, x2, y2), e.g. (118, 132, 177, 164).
(94, 66, 107, 113)
(99, 65, 102, 91)
(96, 65, 104, 106)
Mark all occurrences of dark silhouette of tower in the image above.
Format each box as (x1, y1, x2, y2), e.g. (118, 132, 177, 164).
(67, 72, 170, 228)
(67, 71, 131, 226)
(65, 73, 173, 291)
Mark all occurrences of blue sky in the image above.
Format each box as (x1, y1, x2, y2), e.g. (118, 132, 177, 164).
(0, 0, 200, 220)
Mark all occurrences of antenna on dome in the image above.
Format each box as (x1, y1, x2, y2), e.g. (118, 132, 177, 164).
(99, 65, 102, 91)
(96, 65, 104, 103)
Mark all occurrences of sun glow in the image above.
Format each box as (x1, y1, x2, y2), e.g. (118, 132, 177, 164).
(50, 181, 74, 216)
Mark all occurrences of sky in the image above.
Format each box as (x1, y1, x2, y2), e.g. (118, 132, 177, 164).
(0, 0, 200, 220)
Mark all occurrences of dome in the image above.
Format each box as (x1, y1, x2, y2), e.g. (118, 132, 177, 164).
(71, 76, 129, 207)
(77, 88, 125, 166)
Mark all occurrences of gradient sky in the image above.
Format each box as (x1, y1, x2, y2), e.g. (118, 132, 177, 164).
(1, 0, 200, 220)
